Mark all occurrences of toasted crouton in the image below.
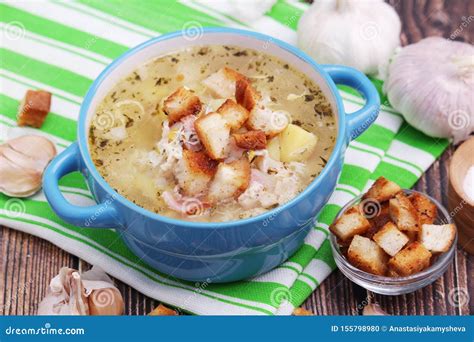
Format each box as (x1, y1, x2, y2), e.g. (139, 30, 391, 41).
(409, 193, 437, 225)
(363, 177, 401, 202)
(366, 202, 391, 238)
(373, 222, 409, 257)
(235, 78, 261, 111)
(330, 206, 371, 242)
(232, 130, 267, 150)
(17, 90, 52, 128)
(388, 241, 431, 276)
(420, 224, 456, 253)
(163, 87, 202, 125)
(246, 105, 289, 138)
(194, 112, 230, 160)
(216, 99, 249, 130)
(148, 304, 178, 316)
(175, 150, 218, 196)
(348, 235, 388, 276)
(207, 158, 251, 203)
(202, 67, 246, 98)
(389, 192, 420, 232)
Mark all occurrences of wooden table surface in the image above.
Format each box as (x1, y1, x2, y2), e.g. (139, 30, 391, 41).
(1, 0, 473, 316)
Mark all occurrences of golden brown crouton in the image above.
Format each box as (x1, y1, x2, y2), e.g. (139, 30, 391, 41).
(235, 78, 261, 111)
(388, 241, 431, 276)
(247, 107, 289, 138)
(420, 224, 456, 253)
(17, 90, 52, 128)
(373, 222, 409, 257)
(216, 99, 249, 130)
(207, 158, 250, 203)
(363, 177, 401, 203)
(409, 193, 437, 225)
(202, 67, 246, 98)
(232, 130, 267, 150)
(366, 202, 391, 238)
(194, 112, 230, 160)
(163, 87, 202, 125)
(389, 192, 420, 232)
(330, 206, 371, 242)
(148, 304, 178, 316)
(175, 150, 218, 196)
(347, 235, 388, 276)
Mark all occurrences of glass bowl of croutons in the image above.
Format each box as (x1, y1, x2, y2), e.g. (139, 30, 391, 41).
(329, 177, 457, 295)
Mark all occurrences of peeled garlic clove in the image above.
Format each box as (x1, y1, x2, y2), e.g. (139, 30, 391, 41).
(6, 135, 57, 170)
(0, 154, 42, 197)
(362, 303, 388, 316)
(88, 288, 124, 315)
(0, 135, 56, 197)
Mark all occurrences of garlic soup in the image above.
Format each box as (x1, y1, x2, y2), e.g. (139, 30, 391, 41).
(89, 45, 336, 222)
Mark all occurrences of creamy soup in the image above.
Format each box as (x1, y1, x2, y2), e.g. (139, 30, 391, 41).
(89, 45, 336, 222)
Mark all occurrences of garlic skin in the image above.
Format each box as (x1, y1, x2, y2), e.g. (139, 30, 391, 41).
(38, 266, 124, 316)
(297, 0, 401, 77)
(385, 37, 474, 143)
(0, 135, 56, 197)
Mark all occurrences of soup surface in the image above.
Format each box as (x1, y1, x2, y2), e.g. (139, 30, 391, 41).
(89, 45, 336, 222)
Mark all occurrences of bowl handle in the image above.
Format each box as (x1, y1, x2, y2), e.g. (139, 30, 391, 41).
(43, 142, 121, 228)
(322, 65, 380, 141)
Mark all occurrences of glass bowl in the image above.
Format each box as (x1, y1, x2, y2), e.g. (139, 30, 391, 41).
(329, 189, 457, 295)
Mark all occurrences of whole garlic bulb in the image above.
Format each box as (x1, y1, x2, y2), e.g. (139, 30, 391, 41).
(385, 37, 474, 143)
(297, 0, 401, 76)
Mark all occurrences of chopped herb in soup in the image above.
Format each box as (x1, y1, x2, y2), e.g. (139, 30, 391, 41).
(89, 45, 336, 222)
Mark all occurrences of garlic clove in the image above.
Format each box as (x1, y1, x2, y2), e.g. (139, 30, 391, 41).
(88, 288, 124, 315)
(70, 272, 90, 315)
(0, 135, 56, 197)
(38, 266, 124, 316)
(6, 135, 57, 170)
(0, 154, 42, 197)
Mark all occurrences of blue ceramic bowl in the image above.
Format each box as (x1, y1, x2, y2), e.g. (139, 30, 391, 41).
(43, 28, 379, 283)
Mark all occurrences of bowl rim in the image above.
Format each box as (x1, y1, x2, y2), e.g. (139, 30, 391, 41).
(77, 27, 348, 229)
(329, 189, 457, 283)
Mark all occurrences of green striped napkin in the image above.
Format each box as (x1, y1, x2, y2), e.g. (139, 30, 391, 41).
(0, 1, 448, 315)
